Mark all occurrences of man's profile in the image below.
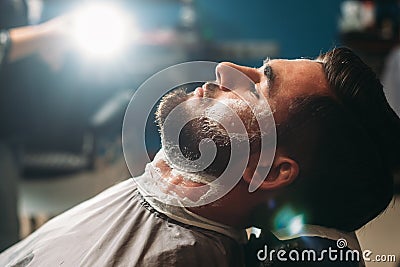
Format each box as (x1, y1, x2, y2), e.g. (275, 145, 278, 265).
(0, 47, 398, 267)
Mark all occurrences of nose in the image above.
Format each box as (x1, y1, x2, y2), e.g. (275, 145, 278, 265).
(215, 62, 260, 92)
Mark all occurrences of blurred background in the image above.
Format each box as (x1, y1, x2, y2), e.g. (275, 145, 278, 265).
(0, 0, 399, 266)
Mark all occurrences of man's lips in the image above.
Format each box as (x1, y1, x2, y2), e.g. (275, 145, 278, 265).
(194, 82, 218, 97)
(194, 86, 204, 97)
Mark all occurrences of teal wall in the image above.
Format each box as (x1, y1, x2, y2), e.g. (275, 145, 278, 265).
(197, 0, 344, 58)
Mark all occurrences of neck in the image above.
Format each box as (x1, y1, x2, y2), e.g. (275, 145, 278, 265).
(187, 189, 254, 228)
(153, 156, 256, 229)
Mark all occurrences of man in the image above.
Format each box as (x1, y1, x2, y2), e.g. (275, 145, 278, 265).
(0, 47, 398, 266)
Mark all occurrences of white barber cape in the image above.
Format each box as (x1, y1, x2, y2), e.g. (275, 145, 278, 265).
(0, 172, 247, 267)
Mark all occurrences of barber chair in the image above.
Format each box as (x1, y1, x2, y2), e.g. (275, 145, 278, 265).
(20, 90, 132, 178)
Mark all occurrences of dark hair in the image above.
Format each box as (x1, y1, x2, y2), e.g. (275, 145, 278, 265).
(278, 47, 400, 231)
(318, 47, 400, 174)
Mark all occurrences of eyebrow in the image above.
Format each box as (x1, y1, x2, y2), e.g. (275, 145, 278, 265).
(262, 58, 277, 97)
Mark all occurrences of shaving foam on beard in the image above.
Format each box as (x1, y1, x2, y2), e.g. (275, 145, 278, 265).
(205, 98, 274, 137)
(204, 98, 249, 121)
(135, 148, 224, 207)
(155, 148, 220, 184)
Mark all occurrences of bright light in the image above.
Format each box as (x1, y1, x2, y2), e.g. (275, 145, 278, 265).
(288, 215, 304, 235)
(71, 3, 134, 58)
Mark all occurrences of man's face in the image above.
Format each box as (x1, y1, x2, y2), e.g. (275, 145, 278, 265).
(158, 59, 330, 130)
(192, 59, 331, 125)
(156, 58, 331, 179)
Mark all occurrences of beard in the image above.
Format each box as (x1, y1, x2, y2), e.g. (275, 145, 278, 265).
(155, 84, 262, 177)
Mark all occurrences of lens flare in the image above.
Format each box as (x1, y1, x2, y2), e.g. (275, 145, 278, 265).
(288, 215, 304, 235)
(273, 206, 304, 235)
(71, 3, 133, 58)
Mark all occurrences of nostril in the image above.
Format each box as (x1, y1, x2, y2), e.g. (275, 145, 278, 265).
(220, 85, 230, 91)
(215, 64, 223, 83)
(217, 71, 221, 83)
(215, 63, 231, 91)
(215, 62, 247, 91)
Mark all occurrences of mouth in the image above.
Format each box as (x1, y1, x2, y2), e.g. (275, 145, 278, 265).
(194, 86, 204, 97)
(194, 82, 218, 98)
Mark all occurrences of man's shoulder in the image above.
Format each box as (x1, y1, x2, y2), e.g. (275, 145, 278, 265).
(1, 178, 245, 266)
(142, 230, 244, 267)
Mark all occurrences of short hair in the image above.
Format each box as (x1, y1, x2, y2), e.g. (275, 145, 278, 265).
(318, 47, 400, 174)
(277, 47, 400, 231)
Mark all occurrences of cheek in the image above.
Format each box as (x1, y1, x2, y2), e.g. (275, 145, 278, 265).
(205, 99, 252, 127)
(243, 166, 256, 182)
(268, 96, 292, 124)
(205, 101, 235, 120)
(242, 154, 260, 180)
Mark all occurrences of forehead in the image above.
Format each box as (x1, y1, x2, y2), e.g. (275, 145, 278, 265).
(269, 59, 330, 98)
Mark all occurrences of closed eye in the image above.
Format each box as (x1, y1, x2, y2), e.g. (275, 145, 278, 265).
(264, 65, 274, 83)
(262, 58, 276, 96)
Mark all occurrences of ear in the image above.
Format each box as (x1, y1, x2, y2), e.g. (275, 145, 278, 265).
(243, 153, 299, 191)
